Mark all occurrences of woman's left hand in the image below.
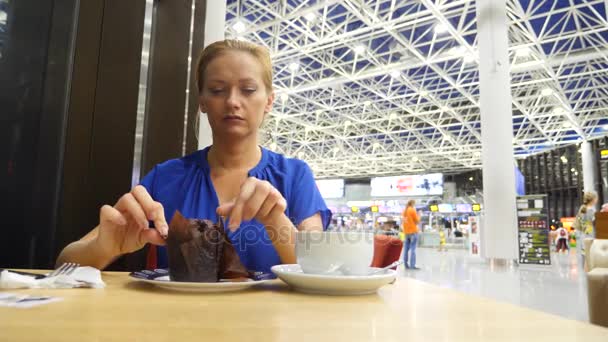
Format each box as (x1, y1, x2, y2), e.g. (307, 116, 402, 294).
(216, 177, 287, 231)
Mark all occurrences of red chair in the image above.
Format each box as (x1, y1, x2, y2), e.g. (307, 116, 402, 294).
(371, 235, 403, 269)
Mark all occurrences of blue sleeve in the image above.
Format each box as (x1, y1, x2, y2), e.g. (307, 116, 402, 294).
(289, 161, 332, 230)
(138, 166, 158, 196)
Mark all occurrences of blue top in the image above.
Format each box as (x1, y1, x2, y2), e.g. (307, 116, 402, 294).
(139, 146, 332, 274)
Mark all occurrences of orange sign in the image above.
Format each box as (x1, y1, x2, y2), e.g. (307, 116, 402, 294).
(396, 177, 414, 193)
(560, 217, 576, 231)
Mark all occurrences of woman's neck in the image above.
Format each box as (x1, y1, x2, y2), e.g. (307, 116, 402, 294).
(208, 137, 261, 172)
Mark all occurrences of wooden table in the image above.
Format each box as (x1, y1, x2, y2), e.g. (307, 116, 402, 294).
(1, 271, 607, 341)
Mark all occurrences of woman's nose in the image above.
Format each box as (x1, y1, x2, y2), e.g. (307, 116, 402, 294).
(226, 90, 241, 108)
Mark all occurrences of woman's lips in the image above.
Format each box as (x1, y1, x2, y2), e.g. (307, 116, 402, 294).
(223, 115, 245, 122)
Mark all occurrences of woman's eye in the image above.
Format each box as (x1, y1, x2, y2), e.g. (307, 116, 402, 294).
(209, 88, 224, 94)
(242, 88, 256, 94)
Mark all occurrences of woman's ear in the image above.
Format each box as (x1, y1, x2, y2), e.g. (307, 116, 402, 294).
(264, 91, 275, 114)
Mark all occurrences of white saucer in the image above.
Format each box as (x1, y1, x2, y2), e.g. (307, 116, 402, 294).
(271, 264, 396, 295)
(129, 274, 270, 293)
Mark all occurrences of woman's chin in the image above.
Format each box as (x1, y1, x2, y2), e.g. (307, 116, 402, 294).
(219, 126, 253, 138)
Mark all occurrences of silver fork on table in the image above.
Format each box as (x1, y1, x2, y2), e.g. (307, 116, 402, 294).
(47, 262, 80, 278)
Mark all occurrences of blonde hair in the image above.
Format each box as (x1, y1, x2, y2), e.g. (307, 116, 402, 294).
(580, 191, 598, 214)
(195, 39, 273, 94)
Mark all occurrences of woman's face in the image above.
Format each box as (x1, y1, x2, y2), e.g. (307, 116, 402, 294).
(199, 51, 274, 139)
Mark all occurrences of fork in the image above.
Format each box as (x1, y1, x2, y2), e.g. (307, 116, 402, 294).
(47, 263, 80, 278)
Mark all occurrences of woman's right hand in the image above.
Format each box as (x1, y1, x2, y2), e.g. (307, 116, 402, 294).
(95, 185, 169, 258)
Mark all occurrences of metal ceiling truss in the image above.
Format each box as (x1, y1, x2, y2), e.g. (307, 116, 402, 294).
(226, 0, 608, 179)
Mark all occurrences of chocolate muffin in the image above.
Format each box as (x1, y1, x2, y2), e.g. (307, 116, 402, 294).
(167, 211, 248, 282)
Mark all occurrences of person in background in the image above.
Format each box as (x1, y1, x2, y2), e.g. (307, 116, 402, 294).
(443, 217, 452, 238)
(438, 228, 447, 252)
(401, 200, 420, 270)
(555, 222, 569, 254)
(601, 203, 608, 213)
(575, 191, 598, 261)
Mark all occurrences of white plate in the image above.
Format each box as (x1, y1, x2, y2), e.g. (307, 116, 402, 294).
(271, 264, 396, 296)
(129, 274, 270, 293)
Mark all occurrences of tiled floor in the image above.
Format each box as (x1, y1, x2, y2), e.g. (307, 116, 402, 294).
(398, 247, 588, 322)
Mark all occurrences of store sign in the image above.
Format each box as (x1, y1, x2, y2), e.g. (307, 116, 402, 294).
(351, 206, 359, 213)
(472, 204, 482, 212)
(600, 149, 608, 161)
(315, 179, 344, 199)
(438, 204, 454, 213)
(370, 173, 443, 197)
(429, 205, 439, 212)
(517, 195, 551, 266)
(456, 203, 472, 213)
(370, 205, 379, 213)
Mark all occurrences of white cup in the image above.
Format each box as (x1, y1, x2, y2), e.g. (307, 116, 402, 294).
(295, 231, 374, 276)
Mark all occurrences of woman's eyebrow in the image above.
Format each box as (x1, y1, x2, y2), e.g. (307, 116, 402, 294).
(239, 78, 258, 84)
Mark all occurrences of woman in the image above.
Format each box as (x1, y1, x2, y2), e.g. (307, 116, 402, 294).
(554, 224, 569, 254)
(575, 191, 598, 259)
(56, 40, 331, 273)
(401, 200, 420, 270)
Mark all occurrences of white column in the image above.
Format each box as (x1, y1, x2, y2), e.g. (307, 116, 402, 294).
(581, 141, 598, 192)
(476, 0, 518, 260)
(197, 0, 227, 149)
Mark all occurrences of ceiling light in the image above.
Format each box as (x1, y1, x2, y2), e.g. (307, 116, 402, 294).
(449, 46, 466, 56)
(305, 126, 313, 132)
(603, 125, 608, 131)
(363, 100, 371, 107)
(435, 23, 449, 34)
(344, 120, 352, 126)
(280, 93, 289, 102)
(469, 177, 474, 181)
(474, 151, 481, 157)
(515, 47, 532, 57)
(270, 142, 277, 150)
(304, 12, 316, 22)
(412, 156, 419, 162)
(463, 55, 475, 64)
(288, 62, 299, 72)
(353, 44, 366, 55)
(332, 147, 340, 153)
(315, 109, 323, 115)
(553, 107, 566, 115)
(390, 70, 401, 79)
(570, 168, 576, 172)
(232, 20, 246, 34)
(298, 151, 305, 158)
(441, 106, 450, 112)
(419, 90, 429, 97)
(389, 112, 398, 120)
(541, 87, 554, 96)
(562, 121, 572, 128)
(372, 142, 381, 149)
